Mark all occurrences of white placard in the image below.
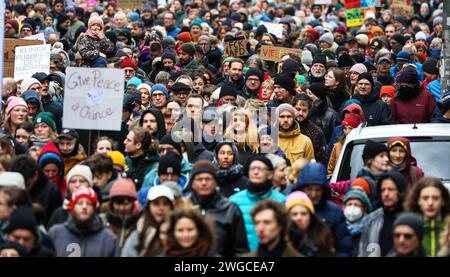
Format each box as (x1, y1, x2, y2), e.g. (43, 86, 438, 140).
(63, 67, 125, 131)
(24, 33, 47, 43)
(14, 44, 50, 80)
(315, 0, 332, 4)
(260, 22, 284, 38)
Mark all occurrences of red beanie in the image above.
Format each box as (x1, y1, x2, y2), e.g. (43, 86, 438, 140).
(67, 187, 98, 211)
(341, 113, 362, 128)
(177, 32, 192, 43)
(305, 29, 320, 41)
(380, 85, 395, 98)
(351, 177, 372, 196)
(6, 19, 20, 33)
(120, 57, 137, 71)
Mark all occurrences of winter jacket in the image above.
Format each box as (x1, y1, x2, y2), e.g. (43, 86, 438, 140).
(47, 206, 69, 229)
(328, 140, 344, 174)
(206, 47, 223, 72)
(48, 216, 120, 257)
(423, 219, 446, 257)
(78, 33, 110, 62)
(352, 91, 394, 126)
(310, 102, 338, 143)
(216, 77, 245, 93)
(30, 171, 63, 221)
(166, 26, 181, 39)
(278, 122, 315, 165)
(433, 113, 450, 123)
(230, 189, 286, 251)
(121, 216, 159, 257)
(426, 78, 441, 103)
(125, 153, 159, 190)
(37, 141, 67, 198)
(188, 192, 249, 257)
(63, 144, 87, 175)
(216, 165, 249, 198)
(389, 86, 436, 124)
(358, 207, 384, 257)
(99, 211, 141, 249)
(192, 143, 215, 163)
(244, 242, 304, 257)
(300, 120, 327, 165)
(99, 171, 123, 203)
(328, 88, 350, 113)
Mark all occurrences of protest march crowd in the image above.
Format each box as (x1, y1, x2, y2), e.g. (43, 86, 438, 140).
(1, 0, 450, 258)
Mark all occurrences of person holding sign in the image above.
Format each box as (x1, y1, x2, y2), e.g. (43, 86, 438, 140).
(78, 16, 110, 68)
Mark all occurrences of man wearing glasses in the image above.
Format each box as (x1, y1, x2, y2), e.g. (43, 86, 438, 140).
(241, 68, 263, 99)
(388, 213, 425, 257)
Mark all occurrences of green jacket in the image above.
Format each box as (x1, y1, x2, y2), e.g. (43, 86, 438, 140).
(423, 219, 445, 257)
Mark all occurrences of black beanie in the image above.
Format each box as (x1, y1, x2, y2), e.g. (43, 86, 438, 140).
(281, 59, 300, 74)
(311, 53, 327, 67)
(391, 34, 405, 46)
(393, 212, 424, 239)
(219, 85, 237, 99)
(159, 134, 183, 156)
(274, 73, 296, 95)
(309, 82, 329, 100)
(190, 160, 217, 181)
(105, 31, 117, 44)
(181, 43, 196, 56)
(357, 72, 375, 89)
(5, 206, 38, 239)
(244, 154, 274, 177)
(338, 53, 355, 68)
(245, 68, 264, 83)
(158, 152, 182, 176)
(422, 58, 439, 75)
(362, 140, 388, 163)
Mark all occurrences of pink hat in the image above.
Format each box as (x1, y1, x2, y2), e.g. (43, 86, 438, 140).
(285, 191, 315, 213)
(5, 97, 28, 115)
(350, 63, 368, 74)
(109, 179, 137, 200)
(88, 15, 104, 29)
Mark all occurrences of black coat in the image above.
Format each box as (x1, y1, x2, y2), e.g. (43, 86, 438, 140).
(352, 91, 394, 126)
(310, 102, 338, 143)
(47, 207, 69, 229)
(188, 192, 249, 257)
(216, 167, 249, 198)
(30, 172, 62, 221)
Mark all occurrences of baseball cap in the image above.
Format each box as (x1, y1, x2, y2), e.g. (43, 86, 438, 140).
(58, 128, 79, 140)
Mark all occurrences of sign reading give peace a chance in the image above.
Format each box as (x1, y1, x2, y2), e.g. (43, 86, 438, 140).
(63, 67, 124, 131)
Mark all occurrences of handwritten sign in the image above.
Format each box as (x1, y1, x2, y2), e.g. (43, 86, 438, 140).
(260, 45, 302, 62)
(260, 22, 284, 39)
(345, 0, 361, 9)
(315, 0, 332, 4)
(14, 44, 50, 80)
(24, 33, 46, 43)
(63, 67, 124, 131)
(224, 37, 249, 57)
(4, 38, 43, 78)
(346, 8, 364, 27)
(117, 0, 144, 10)
(390, 3, 414, 17)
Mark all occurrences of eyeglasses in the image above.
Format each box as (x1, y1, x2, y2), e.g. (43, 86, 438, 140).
(249, 166, 268, 172)
(394, 232, 415, 240)
(247, 78, 260, 83)
(357, 83, 371, 87)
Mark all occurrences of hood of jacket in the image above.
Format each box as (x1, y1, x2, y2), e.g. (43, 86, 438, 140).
(387, 137, 417, 169)
(290, 162, 331, 204)
(37, 141, 65, 178)
(342, 103, 366, 124)
(279, 121, 302, 138)
(140, 108, 166, 140)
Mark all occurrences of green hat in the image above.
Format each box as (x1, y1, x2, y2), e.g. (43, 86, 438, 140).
(295, 74, 306, 84)
(243, 67, 249, 74)
(190, 19, 202, 29)
(33, 112, 56, 132)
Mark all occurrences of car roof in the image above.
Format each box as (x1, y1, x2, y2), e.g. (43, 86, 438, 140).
(346, 123, 450, 142)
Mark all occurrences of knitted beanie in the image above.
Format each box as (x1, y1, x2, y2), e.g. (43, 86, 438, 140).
(66, 165, 94, 187)
(276, 103, 296, 118)
(286, 191, 315, 213)
(350, 63, 367, 74)
(109, 178, 137, 200)
(274, 73, 295, 94)
(351, 177, 372, 196)
(33, 112, 57, 132)
(341, 113, 362, 128)
(380, 85, 396, 98)
(180, 43, 196, 56)
(362, 140, 388, 163)
(393, 212, 424, 239)
(5, 96, 28, 115)
(151, 84, 169, 97)
(68, 187, 98, 211)
(88, 15, 104, 29)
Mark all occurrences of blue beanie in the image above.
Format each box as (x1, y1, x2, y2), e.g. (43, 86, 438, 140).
(198, 35, 210, 44)
(342, 99, 362, 109)
(151, 84, 169, 97)
(396, 51, 411, 62)
(126, 77, 142, 88)
(296, 162, 328, 188)
(127, 12, 140, 22)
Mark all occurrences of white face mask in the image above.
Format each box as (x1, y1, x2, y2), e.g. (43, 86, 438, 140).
(344, 206, 363, 223)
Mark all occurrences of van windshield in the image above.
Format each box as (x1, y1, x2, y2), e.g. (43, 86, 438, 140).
(338, 140, 450, 181)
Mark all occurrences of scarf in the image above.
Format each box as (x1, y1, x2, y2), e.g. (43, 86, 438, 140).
(257, 237, 286, 257)
(247, 180, 272, 196)
(216, 164, 243, 182)
(85, 29, 103, 39)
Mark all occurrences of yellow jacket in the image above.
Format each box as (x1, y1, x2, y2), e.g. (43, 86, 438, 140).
(327, 140, 344, 174)
(63, 144, 87, 175)
(278, 123, 315, 164)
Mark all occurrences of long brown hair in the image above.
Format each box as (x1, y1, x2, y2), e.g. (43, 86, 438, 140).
(330, 68, 351, 98)
(404, 177, 450, 219)
(164, 209, 214, 257)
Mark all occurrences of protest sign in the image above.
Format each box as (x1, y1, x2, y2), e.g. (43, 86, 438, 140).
(260, 45, 302, 62)
(345, 0, 361, 9)
(14, 44, 50, 80)
(315, 0, 332, 4)
(345, 8, 364, 27)
(224, 37, 249, 57)
(260, 22, 284, 38)
(117, 0, 143, 10)
(24, 33, 46, 43)
(63, 67, 124, 131)
(3, 38, 43, 78)
(360, 0, 376, 8)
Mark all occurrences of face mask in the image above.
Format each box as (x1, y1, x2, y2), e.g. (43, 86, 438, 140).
(344, 205, 363, 222)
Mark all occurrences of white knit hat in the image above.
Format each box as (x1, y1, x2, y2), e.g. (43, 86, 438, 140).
(66, 165, 93, 187)
(0, 172, 26, 189)
(20, 78, 41, 91)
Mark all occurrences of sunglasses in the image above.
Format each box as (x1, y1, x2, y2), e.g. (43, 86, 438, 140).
(394, 232, 415, 240)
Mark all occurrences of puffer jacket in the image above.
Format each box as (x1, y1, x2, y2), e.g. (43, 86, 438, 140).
(230, 189, 286, 251)
(357, 207, 384, 257)
(188, 192, 249, 257)
(423, 219, 446, 257)
(63, 144, 87, 175)
(352, 91, 394, 126)
(278, 122, 315, 165)
(78, 33, 110, 62)
(48, 216, 120, 257)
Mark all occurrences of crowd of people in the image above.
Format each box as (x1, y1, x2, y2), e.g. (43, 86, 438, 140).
(1, 0, 450, 257)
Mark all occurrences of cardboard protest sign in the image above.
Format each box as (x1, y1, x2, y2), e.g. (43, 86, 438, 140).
(260, 45, 302, 62)
(14, 44, 50, 80)
(390, 4, 414, 17)
(315, 0, 332, 4)
(260, 22, 284, 38)
(117, 0, 144, 10)
(345, 8, 364, 27)
(63, 67, 124, 131)
(224, 37, 249, 57)
(4, 38, 43, 78)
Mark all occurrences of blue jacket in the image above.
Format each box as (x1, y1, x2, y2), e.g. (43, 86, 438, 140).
(229, 189, 286, 251)
(166, 26, 181, 39)
(426, 78, 441, 103)
(390, 62, 424, 81)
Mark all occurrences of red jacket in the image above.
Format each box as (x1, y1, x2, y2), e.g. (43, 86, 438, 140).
(389, 86, 436, 124)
